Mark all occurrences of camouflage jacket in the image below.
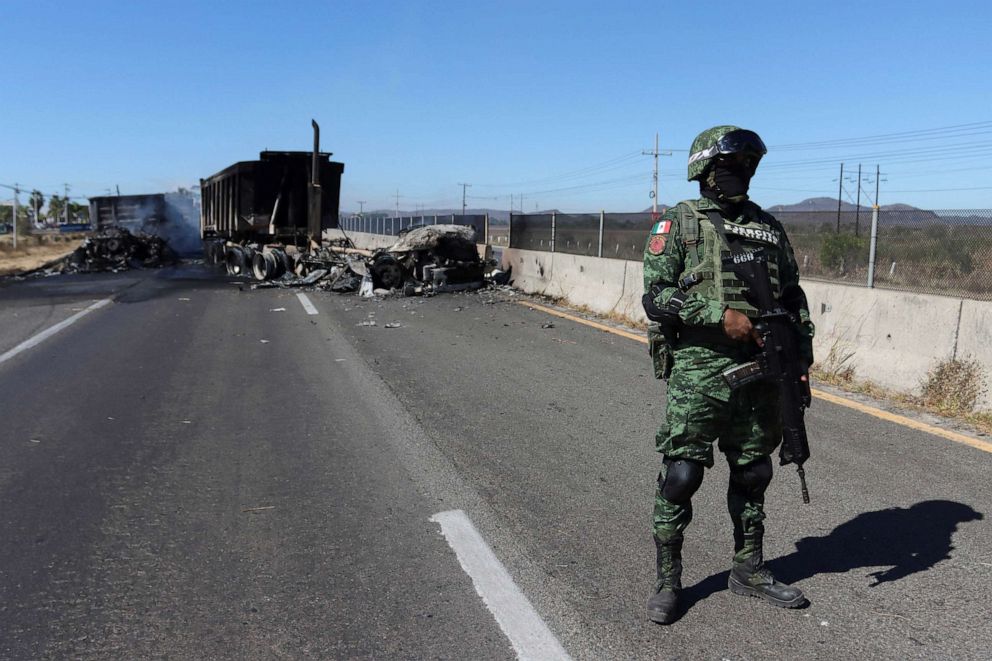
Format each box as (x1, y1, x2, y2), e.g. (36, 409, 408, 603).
(643, 197, 815, 374)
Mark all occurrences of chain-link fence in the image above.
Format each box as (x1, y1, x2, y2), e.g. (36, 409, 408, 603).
(782, 208, 992, 300)
(505, 208, 992, 300)
(509, 212, 657, 260)
(340, 214, 488, 242)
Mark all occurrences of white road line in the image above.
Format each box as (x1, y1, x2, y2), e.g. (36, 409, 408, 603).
(0, 298, 113, 367)
(430, 510, 572, 661)
(296, 292, 319, 315)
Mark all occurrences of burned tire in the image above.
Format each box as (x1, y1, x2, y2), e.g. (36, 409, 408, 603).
(251, 250, 287, 281)
(371, 254, 404, 290)
(225, 246, 249, 276)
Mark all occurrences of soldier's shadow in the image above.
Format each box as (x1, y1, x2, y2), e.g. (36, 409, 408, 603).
(682, 499, 983, 609)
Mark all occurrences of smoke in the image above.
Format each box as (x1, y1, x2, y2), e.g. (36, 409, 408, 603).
(91, 191, 202, 257)
(162, 190, 202, 256)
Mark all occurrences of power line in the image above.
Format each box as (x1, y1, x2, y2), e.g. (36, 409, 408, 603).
(769, 120, 992, 150)
(883, 185, 992, 192)
(472, 150, 642, 188)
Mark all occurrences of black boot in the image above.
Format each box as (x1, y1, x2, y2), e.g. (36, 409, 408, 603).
(728, 553, 806, 608)
(726, 458, 805, 608)
(647, 536, 683, 624)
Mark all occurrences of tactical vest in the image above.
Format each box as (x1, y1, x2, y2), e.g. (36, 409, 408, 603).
(675, 200, 782, 318)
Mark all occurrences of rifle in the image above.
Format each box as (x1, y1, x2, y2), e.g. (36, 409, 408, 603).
(720, 248, 812, 504)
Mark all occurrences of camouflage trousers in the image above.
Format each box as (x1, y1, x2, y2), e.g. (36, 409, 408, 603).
(653, 346, 782, 564)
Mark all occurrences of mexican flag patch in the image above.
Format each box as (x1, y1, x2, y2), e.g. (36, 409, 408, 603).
(651, 220, 672, 235)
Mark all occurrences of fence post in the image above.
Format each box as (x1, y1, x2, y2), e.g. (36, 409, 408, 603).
(598, 210, 605, 258)
(508, 213, 513, 248)
(867, 205, 880, 288)
(484, 212, 489, 244)
(551, 211, 556, 253)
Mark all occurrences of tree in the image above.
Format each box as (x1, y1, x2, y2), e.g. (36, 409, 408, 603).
(68, 201, 89, 223)
(47, 194, 66, 224)
(29, 190, 45, 224)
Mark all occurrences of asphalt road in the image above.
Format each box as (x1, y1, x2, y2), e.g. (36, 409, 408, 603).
(1, 266, 989, 660)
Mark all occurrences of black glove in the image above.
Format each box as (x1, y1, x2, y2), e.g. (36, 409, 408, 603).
(642, 287, 686, 323)
(642, 290, 666, 321)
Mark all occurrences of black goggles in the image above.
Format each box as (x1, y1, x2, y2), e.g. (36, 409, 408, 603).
(715, 129, 767, 157)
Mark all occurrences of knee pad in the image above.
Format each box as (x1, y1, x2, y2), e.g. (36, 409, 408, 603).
(660, 458, 705, 505)
(729, 457, 773, 498)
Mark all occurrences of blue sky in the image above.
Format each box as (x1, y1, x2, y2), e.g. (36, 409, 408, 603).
(1, 0, 990, 213)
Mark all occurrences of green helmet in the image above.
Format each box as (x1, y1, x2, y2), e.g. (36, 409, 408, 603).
(687, 125, 768, 181)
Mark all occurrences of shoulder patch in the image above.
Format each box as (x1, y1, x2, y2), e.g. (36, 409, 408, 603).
(648, 234, 667, 255)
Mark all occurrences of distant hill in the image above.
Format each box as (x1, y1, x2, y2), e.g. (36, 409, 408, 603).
(355, 198, 925, 220)
(767, 197, 920, 212)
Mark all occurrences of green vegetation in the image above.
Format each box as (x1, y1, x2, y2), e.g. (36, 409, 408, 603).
(819, 233, 868, 271)
(786, 221, 992, 300)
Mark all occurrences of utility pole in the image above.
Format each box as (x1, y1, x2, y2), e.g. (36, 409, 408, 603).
(12, 184, 19, 250)
(874, 164, 881, 208)
(519, 193, 524, 214)
(32, 189, 39, 231)
(855, 163, 862, 237)
(642, 132, 672, 219)
(458, 183, 471, 218)
(394, 189, 400, 218)
(64, 184, 70, 224)
(357, 200, 366, 215)
(835, 163, 844, 233)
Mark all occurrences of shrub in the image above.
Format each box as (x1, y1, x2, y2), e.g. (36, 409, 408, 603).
(919, 358, 986, 416)
(820, 234, 869, 271)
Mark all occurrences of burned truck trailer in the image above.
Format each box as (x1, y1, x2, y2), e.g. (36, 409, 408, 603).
(200, 123, 344, 276)
(89, 192, 202, 255)
(89, 194, 168, 229)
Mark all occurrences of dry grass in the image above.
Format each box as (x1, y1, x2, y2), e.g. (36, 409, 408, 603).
(811, 353, 992, 435)
(0, 235, 83, 276)
(917, 358, 986, 417)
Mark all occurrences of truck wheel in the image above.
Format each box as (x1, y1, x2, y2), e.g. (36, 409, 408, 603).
(371, 254, 404, 290)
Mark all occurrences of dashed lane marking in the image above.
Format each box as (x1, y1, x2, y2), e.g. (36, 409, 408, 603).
(430, 510, 573, 661)
(296, 292, 319, 315)
(0, 298, 113, 367)
(517, 300, 992, 455)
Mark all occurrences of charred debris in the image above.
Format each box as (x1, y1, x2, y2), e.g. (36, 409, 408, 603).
(199, 120, 508, 297)
(206, 223, 511, 296)
(18, 226, 179, 277)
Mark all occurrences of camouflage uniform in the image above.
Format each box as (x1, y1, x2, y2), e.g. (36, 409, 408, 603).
(644, 126, 814, 621)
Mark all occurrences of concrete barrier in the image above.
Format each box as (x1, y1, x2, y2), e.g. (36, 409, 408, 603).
(331, 231, 992, 409)
(324, 229, 396, 250)
(803, 281, 961, 391)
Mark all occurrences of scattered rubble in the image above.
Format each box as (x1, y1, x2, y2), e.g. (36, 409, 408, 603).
(64, 227, 177, 273)
(15, 227, 178, 277)
(226, 224, 512, 299)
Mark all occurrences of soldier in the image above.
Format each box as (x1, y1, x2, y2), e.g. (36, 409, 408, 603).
(641, 125, 815, 624)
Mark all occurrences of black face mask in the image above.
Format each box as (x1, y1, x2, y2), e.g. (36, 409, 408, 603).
(701, 161, 753, 204)
(713, 164, 751, 198)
